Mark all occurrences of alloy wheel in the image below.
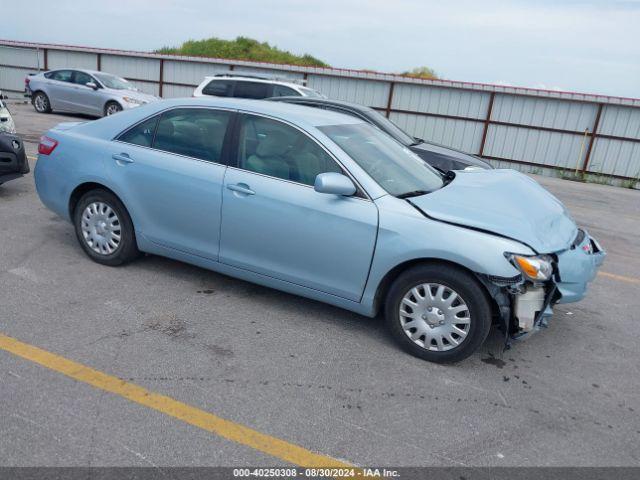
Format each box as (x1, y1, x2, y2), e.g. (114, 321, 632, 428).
(34, 94, 48, 112)
(105, 104, 121, 116)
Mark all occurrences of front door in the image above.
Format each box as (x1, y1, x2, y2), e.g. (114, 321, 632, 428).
(107, 107, 235, 260)
(68, 71, 103, 116)
(219, 113, 378, 302)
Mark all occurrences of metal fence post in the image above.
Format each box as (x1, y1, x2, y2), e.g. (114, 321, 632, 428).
(385, 82, 395, 118)
(581, 103, 603, 173)
(159, 58, 164, 97)
(478, 92, 495, 157)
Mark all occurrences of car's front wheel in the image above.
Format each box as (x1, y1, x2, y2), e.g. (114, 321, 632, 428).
(385, 263, 492, 363)
(104, 101, 123, 116)
(33, 92, 51, 113)
(73, 189, 140, 266)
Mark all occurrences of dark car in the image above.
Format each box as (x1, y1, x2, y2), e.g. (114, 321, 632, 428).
(0, 132, 29, 186)
(268, 96, 492, 172)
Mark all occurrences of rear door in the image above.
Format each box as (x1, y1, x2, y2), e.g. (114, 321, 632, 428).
(45, 70, 76, 110)
(108, 107, 235, 260)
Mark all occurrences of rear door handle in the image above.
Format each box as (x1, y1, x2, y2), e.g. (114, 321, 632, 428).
(226, 183, 255, 195)
(112, 153, 134, 164)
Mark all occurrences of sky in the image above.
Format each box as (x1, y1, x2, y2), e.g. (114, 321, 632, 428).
(3, 0, 640, 98)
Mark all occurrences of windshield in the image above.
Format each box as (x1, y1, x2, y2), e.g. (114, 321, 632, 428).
(319, 123, 444, 196)
(94, 73, 134, 90)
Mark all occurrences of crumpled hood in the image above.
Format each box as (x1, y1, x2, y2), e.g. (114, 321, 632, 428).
(408, 169, 578, 253)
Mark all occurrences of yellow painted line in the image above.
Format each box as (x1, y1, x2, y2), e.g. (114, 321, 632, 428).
(598, 271, 640, 285)
(27, 155, 37, 161)
(0, 332, 352, 468)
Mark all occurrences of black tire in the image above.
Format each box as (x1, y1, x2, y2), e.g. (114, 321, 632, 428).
(104, 101, 123, 116)
(73, 189, 140, 266)
(32, 91, 52, 113)
(384, 263, 492, 364)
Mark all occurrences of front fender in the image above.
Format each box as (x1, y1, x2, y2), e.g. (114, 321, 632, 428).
(360, 195, 535, 315)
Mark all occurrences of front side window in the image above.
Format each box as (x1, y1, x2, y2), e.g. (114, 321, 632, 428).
(73, 71, 94, 86)
(272, 84, 300, 97)
(319, 122, 443, 197)
(202, 80, 234, 97)
(153, 108, 232, 162)
(233, 81, 270, 99)
(49, 70, 73, 82)
(118, 115, 159, 147)
(237, 114, 341, 186)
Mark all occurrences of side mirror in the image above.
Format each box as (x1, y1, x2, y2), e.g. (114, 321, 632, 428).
(86, 82, 98, 90)
(314, 172, 356, 196)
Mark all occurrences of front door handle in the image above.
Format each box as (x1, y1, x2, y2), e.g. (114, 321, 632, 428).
(227, 183, 255, 195)
(112, 153, 134, 164)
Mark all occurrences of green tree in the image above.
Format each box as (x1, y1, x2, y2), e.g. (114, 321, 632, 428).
(402, 66, 438, 79)
(156, 36, 329, 67)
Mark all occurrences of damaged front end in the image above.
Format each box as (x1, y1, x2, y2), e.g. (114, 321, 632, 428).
(479, 228, 605, 345)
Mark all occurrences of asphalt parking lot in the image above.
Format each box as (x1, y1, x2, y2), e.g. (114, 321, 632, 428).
(1, 101, 639, 468)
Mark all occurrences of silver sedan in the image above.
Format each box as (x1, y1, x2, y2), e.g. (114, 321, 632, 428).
(26, 69, 158, 117)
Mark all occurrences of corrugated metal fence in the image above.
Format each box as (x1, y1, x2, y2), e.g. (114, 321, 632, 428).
(2, 40, 640, 186)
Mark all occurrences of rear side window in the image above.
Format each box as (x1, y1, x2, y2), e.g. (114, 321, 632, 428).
(153, 108, 232, 162)
(272, 85, 300, 97)
(48, 70, 73, 82)
(233, 81, 270, 99)
(202, 80, 234, 97)
(118, 115, 159, 147)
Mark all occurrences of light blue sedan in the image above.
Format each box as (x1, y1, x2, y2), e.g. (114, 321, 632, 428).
(34, 98, 605, 363)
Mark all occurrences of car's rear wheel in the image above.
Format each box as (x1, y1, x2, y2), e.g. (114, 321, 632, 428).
(104, 101, 122, 116)
(33, 92, 51, 113)
(73, 189, 140, 266)
(385, 264, 492, 363)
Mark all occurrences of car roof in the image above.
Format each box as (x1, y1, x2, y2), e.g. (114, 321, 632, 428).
(144, 97, 364, 127)
(46, 68, 114, 77)
(269, 96, 373, 113)
(203, 75, 303, 89)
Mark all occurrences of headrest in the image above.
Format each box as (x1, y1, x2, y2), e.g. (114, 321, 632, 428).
(256, 131, 290, 157)
(157, 120, 174, 137)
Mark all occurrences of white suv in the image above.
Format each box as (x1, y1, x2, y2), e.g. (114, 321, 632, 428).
(193, 75, 324, 99)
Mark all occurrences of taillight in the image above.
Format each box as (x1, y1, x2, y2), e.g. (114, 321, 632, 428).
(25, 77, 30, 86)
(38, 136, 58, 155)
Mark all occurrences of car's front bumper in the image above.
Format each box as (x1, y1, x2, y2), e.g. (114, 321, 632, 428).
(555, 230, 605, 303)
(510, 229, 605, 336)
(0, 133, 29, 184)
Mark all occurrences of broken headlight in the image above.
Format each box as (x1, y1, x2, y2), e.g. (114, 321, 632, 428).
(505, 254, 553, 281)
